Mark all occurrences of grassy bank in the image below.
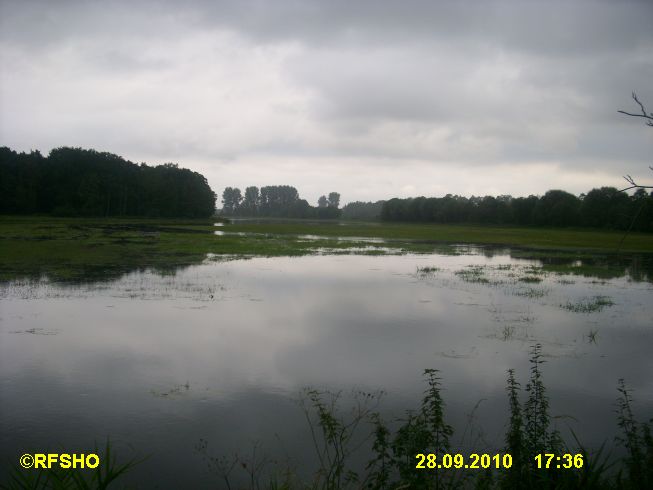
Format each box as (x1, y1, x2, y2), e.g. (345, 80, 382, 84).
(226, 219, 653, 252)
(1, 216, 652, 282)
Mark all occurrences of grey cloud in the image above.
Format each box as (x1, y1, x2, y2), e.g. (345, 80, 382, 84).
(186, 0, 653, 56)
(5, 1, 652, 55)
(0, 0, 652, 201)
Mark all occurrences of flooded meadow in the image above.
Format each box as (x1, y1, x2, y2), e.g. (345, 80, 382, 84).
(1, 245, 652, 487)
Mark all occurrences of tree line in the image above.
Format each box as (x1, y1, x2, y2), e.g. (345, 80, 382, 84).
(0, 146, 216, 218)
(381, 188, 653, 231)
(341, 200, 385, 220)
(3, 145, 651, 231)
(221, 186, 342, 219)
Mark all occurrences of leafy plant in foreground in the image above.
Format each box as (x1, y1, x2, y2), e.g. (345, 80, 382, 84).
(615, 378, 653, 489)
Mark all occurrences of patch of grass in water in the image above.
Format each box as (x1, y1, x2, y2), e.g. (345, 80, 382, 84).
(523, 265, 545, 275)
(518, 275, 543, 283)
(416, 265, 442, 277)
(587, 329, 599, 344)
(589, 279, 608, 285)
(502, 325, 516, 341)
(556, 278, 576, 285)
(514, 287, 548, 299)
(542, 262, 624, 280)
(562, 295, 615, 313)
(455, 265, 490, 283)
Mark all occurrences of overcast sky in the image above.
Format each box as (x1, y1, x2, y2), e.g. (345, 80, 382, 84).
(1, 0, 652, 205)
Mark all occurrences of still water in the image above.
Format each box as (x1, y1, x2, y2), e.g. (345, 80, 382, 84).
(1, 250, 652, 487)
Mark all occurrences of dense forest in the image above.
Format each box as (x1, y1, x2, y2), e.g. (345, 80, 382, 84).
(0, 146, 216, 218)
(381, 188, 653, 231)
(221, 186, 342, 219)
(341, 200, 385, 220)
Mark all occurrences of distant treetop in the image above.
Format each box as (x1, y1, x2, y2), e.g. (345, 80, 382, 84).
(0, 146, 216, 218)
(221, 185, 341, 219)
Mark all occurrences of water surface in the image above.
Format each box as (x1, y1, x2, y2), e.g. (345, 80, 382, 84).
(1, 250, 652, 487)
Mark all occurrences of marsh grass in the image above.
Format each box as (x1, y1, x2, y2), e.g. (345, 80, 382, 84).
(416, 266, 442, 277)
(514, 287, 548, 299)
(562, 296, 615, 313)
(226, 220, 653, 253)
(587, 329, 599, 344)
(150, 381, 191, 398)
(523, 266, 545, 275)
(502, 325, 516, 341)
(3, 216, 652, 283)
(556, 279, 576, 285)
(518, 276, 543, 284)
(455, 266, 490, 284)
(542, 263, 625, 280)
(614, 379, 653, 489)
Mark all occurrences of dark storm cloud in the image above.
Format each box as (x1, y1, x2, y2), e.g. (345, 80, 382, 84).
(1, 0, 652, 201)
(176, 0, 651, 53)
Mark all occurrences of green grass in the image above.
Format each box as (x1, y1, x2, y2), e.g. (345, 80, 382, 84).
(562, 296, 615, 313)
(1, 216, 652, 282)
(518, 275, 543, 283)
(226, 219, 653, 252)
(514, 287, 548, 299)
(416, 266, 442, 277)
(454, 265, 491, 283)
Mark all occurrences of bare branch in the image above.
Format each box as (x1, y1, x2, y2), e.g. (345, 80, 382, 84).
(615, 94, 652, 252)
(620, 185, 653, 192)
(620, 175, 653, 192)
(618, 92, 653, 126)
(632, 92, 649, 117)
(617, 110, 653, 125)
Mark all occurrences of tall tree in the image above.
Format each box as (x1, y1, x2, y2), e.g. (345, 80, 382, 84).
(327, 192, 340, 208)
(242, 186, 259, 215)
(221, 187, 242, 215)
